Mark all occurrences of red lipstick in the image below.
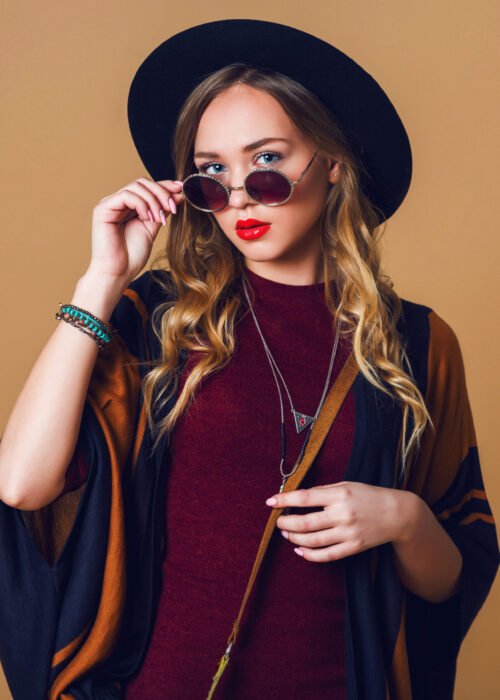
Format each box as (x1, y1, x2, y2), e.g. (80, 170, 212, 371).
(236, 218, 271, 240)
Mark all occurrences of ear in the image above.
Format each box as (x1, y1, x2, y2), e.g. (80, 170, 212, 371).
(327, 158, 341, 185)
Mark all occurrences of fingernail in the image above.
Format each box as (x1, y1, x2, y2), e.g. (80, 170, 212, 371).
(168, 197, 177, 215)
(174, 180, 184, 186)
(281, 530, 289, 539)
(266, 497, 277, 506)
(147, 209, 154, 222)
(294, 548, 304, 557)
(159, 209, 167, 226)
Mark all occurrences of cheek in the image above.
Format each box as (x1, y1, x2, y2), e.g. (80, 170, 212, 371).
(297, 172, 330, 210)
(211, 213, 234, 238)
(283, 180, 328, 232)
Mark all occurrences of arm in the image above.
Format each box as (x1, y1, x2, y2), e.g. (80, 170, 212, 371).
(0, 270, 125, 510)
(391, 489, 463, 603)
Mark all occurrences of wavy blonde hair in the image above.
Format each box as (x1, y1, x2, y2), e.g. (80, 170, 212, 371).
(141, 63, 433, 481)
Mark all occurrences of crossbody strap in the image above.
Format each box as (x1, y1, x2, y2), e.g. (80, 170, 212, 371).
(207, 350, 360, 699)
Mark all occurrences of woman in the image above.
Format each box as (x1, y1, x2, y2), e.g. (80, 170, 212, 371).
(0, 19, 498, 700)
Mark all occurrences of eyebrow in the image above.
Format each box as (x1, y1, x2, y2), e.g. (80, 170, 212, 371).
(194, 137, 293, 159)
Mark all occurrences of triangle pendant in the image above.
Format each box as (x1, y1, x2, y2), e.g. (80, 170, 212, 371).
(291, 410, 315, 434)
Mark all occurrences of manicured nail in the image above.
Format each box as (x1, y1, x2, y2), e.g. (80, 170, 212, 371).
(147, 209, 154, 222)
(294, 548, 304, 557)
(281, 530, 289, 539)
(159, 209, 167, 226)
(174, 180, 184, 186)
(266, 497, 277, 506)
(168, 197, 177, 215)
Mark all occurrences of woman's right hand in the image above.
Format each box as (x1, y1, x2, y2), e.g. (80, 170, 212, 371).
(87, 177, 185, 287)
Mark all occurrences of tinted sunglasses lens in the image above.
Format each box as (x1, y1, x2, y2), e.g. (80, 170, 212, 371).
(183, 176, 227, 211)
(245, 171, 291, 204)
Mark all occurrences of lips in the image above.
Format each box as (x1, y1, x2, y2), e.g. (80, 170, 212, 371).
(236, 218, 270, 229)
(235, 223, 271, 240)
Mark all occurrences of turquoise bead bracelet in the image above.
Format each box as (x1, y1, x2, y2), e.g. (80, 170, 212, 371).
(55, 303, 115, 350)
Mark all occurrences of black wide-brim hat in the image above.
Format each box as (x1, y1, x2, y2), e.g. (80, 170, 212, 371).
(127, 18, 412, 222)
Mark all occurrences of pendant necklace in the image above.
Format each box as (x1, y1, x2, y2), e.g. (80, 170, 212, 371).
(242, 273, 340, 493)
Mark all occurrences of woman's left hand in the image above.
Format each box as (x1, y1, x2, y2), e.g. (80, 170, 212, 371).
(268, 481, 416, 562)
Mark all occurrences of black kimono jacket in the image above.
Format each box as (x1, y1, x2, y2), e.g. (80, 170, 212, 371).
(0, 269, 498, 699)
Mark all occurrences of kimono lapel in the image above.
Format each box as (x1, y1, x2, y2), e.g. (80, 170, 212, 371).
(343, 369, 406, 700)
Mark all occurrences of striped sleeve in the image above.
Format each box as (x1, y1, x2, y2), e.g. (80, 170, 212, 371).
(0, 278, 149, 698)
(403, 309, 500, 697)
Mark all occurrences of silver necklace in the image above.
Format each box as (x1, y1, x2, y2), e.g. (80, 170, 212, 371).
(242, 273, 340, 492)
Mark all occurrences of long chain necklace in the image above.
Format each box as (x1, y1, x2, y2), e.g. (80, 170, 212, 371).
(241, 273, 340, 493)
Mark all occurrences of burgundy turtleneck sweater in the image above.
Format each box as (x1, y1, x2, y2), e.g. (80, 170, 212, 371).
(62, 267, 356, 698)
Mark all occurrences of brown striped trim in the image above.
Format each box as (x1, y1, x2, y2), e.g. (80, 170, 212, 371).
(435, 488, 488, 520)
(459, 512, 496, 526)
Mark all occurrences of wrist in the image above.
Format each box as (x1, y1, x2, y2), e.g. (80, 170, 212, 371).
(72, 270, 127, 323)
(390, 489, 423, 545)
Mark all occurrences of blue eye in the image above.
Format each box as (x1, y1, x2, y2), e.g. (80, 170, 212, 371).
(255, 151, 282, 166)
(199, 162, 224, 175)
(198, 150, 282, 175)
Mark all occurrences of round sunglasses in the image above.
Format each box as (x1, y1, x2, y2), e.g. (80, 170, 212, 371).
(180, 150, 319, 213)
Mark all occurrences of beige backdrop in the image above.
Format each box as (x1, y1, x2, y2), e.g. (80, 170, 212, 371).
(1, 1, 499, 698)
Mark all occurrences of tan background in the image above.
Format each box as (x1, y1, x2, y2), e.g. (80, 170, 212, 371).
(1, 1, 499, 697)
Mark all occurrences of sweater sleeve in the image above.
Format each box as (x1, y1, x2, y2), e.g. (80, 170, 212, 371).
(403, 309, 500, 698)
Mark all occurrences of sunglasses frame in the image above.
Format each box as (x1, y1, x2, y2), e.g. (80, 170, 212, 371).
(180, 149, 319, 213)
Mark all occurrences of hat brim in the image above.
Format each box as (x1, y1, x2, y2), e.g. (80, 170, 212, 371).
(127, 18, 412, 222)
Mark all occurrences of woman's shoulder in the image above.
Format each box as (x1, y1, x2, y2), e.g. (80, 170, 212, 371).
(397, 295, 461, 349)
(396, 296, 465, 395)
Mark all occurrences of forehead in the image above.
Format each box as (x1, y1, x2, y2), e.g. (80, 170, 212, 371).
(194, 84, 302, 153)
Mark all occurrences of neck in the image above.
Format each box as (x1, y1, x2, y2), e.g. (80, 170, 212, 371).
(243, 258, 325, 286)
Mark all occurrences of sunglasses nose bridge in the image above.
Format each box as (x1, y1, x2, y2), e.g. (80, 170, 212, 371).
(226, 183, 253, 207)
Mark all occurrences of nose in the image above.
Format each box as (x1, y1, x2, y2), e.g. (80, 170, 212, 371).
(227, 184, 250, 209)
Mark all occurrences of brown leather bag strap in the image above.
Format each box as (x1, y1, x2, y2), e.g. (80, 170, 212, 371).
(207, 350, 360, 699)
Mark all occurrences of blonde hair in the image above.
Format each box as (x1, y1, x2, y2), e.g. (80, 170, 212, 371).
(141, 63, 432, 481)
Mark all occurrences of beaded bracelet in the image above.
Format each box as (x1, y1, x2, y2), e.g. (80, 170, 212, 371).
(55, 303, 116, 350)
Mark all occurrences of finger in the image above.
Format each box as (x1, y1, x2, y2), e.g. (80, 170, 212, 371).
(293, 540, 359, 563)
(138, 177, 186, 207)
(281, 525, 341, 548)
(155, 179, 186, 207)
(105, 189, 153, 223)
(125, 180, 172, 224)
(266, 485, 340, 510)
(157, 179, 184, 191)
(276, 509, 333, 532)
(315, 481, 348, 489)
